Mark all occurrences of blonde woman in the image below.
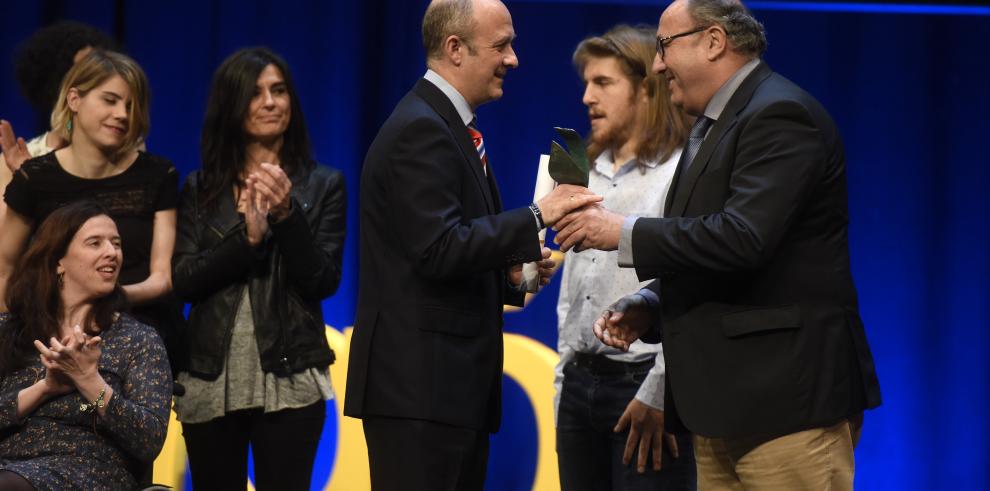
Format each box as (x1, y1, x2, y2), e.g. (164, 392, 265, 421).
(0, 50, 182, 372)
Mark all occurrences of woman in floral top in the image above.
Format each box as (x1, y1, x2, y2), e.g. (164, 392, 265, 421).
(0, 201, 171, 490)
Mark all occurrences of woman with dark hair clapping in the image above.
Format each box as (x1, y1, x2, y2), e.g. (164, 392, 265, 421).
(0, 201, 171, 491)
(172, 47, 345, 491)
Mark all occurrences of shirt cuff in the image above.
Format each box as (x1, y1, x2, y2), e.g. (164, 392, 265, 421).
(633, 351, 666, 410)
(638, 288, 660, 308)
(617, 216, 639, 267)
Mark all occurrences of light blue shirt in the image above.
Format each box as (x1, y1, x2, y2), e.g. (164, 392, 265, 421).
(424, 69, 474, 126)
(555, 147, 681, 412)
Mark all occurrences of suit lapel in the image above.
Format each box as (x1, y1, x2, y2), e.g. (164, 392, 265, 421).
(486, 161, 504, 213)
(667, 62, 774, 217)
(413, 80, 495, 214)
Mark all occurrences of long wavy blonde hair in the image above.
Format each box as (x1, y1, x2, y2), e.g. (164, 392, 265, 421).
(574, 25, 690, 165)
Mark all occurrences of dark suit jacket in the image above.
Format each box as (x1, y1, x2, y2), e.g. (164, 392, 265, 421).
(633, 62, 882, 439)
(344, 79, 542, 433)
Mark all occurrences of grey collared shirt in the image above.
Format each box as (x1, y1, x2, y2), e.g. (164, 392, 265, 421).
(423, 69, 475, 126)
(555, 147, 682, 412)
(618, 58, 762, 267)
(423, 69, 541, 232)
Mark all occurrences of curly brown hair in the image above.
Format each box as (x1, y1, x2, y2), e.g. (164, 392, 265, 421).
(13, 21, 117, 133)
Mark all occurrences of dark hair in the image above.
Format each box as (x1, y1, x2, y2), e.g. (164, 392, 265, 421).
(14, 21, 117, 133)
(199, 47, 314, 210)
(687, 0, 767, 57)
(0, 201, 127, 375)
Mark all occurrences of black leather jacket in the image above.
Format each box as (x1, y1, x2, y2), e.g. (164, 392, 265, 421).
(172, 165, 345, 379)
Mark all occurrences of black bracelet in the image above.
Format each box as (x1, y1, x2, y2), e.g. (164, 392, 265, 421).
(529, 202, 545, 229)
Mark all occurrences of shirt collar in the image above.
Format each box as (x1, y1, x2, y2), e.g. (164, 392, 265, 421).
(424, 69, 475, 127)
(593, 148, 662, 179)
(703, 58, 761, 121)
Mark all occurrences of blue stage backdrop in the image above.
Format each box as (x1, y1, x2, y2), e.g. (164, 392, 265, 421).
(2, 1, 989, 489)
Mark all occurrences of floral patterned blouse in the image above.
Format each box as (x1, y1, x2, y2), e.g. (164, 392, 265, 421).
(0, 313, 172, 490)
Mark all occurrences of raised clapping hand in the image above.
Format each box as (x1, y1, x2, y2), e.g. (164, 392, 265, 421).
(240, 182, 270, 247)
(36, 353, 75, 397)
(34, 325, 103, 385)
(246, 162, 293, 222)
(0, 119, 31, 173)
(553, 203, 625, 252)
(592, 293, 655, 351)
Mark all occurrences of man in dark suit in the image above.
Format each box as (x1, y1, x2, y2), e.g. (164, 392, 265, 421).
(553, 1, 881, 488)
(344, 1, 599, 489)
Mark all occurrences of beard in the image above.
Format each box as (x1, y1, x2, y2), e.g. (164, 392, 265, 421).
(589, 119, 634, 153)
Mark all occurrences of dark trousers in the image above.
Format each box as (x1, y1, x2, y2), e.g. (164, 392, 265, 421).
(557, 357, 697, 491)
(363, 416, 489, 491)
(181, 400, 325, 491)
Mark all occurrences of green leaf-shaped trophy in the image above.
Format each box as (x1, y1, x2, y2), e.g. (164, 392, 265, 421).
(548, 127, 590, 187)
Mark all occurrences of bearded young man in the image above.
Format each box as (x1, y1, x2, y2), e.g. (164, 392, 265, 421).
(554, 24, 694, 491)
(558, 2, 882, 489)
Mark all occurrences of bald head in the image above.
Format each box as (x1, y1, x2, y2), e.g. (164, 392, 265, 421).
(423, 0, 475, 61)
(421, 0, 518, 109)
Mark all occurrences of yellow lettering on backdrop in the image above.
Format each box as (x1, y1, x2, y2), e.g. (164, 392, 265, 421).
(152, 327, 562, 490)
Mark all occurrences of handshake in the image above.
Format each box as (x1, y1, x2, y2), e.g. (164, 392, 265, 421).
(534, 183, 655, 349)
(535, 183, 627, 253)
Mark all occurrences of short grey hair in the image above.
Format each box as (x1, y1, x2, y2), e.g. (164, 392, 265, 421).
(687, 0, 767, 57)
(422, 0, 476, 60)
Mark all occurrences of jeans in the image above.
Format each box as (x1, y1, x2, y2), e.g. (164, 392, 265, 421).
(557, 358, 696, 491)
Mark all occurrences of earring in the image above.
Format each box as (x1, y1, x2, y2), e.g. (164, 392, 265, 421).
(57, 271, 65, 289)
(66, 120, 72, 133)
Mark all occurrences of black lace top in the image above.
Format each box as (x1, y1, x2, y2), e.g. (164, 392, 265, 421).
(4, 151, 178, 287)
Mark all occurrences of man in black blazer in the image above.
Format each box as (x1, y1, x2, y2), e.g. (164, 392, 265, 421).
(344, 1, 599, 489)
(554, 1, 881, 488)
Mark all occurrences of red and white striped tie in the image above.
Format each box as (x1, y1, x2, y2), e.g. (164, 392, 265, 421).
(467, 124, 488, 174)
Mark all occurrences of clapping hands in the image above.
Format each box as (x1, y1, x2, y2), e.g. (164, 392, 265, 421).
(33, 325, 103, 394)
(241, 163, 293, 246)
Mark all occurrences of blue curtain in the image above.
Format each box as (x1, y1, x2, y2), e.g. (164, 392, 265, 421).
(2, 1, 988, 489)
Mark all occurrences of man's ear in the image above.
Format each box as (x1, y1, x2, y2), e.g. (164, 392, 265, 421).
(705, 25, 729, 61)
(443, 35, 467, 66)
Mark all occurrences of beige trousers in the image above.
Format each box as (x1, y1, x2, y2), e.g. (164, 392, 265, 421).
(694, 414, 863, 491)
